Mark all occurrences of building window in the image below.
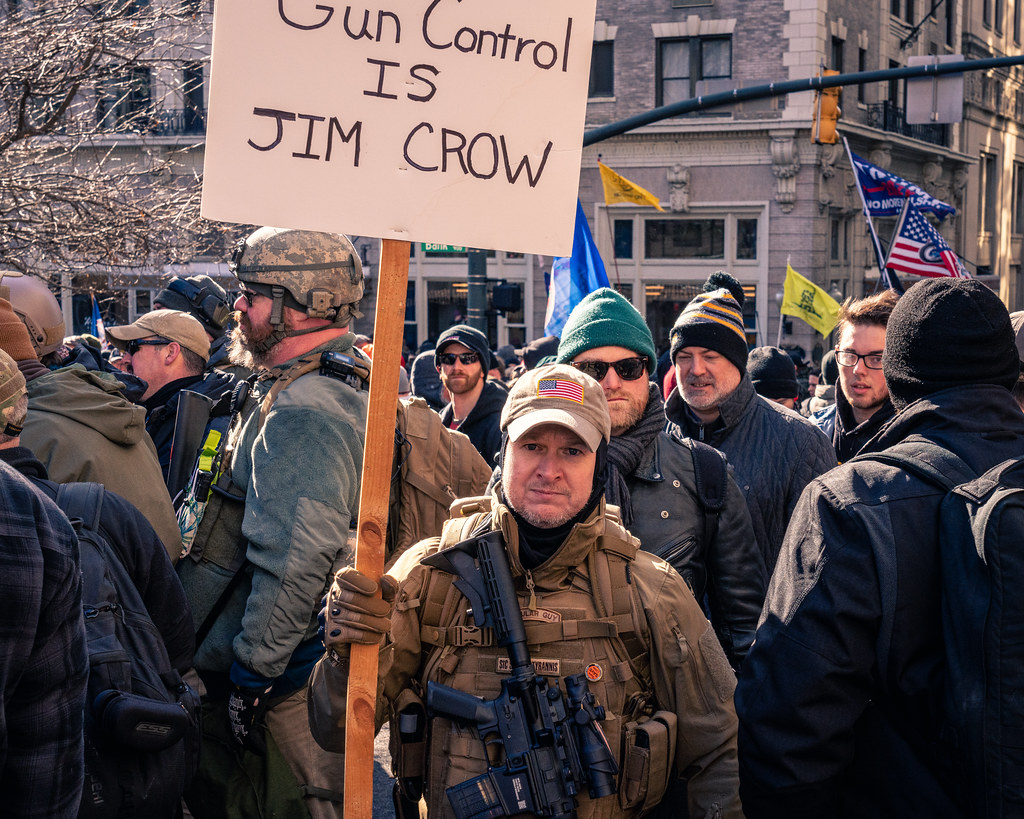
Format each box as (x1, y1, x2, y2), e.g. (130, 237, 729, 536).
(657, 36, 732, 106)
(948, 0, 957, 45)
(984, 0, 993, 28)
(830, 37, 845, 72)
(831, 219, 841, 261)
(891, 0, 901, 14)
(183, 62, 205, 133)
(1015, 0, 1022, 42)
(1013, 162, 1024, 235)
(905, 0, 915, 22)
(644, 219, 725, 259)
(980, 153, 998, 236)
(996, 0, 1005, 33)
(589, 41, 614, 97)
(858, 49, 867, 102)
(736, 218, 758, 259)
(614, 219, 634, 259)
(96, 67, 152, 130)
(888, 59, 901, 105)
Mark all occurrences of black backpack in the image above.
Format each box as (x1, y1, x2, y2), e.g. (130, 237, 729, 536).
(53, 482, 201, 819)
(855, 439, 1024, 816)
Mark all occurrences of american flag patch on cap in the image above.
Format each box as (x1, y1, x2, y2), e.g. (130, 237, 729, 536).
(537, 379, 584, 403)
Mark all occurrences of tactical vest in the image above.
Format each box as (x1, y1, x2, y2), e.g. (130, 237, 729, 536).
(398, 498, 674, 818)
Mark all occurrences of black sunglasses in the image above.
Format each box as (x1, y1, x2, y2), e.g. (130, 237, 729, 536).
(237, 282, 275, 307)
(125, 338, 170, 355)
(570, 356, 649, 382)
(438, 352, 480, 367)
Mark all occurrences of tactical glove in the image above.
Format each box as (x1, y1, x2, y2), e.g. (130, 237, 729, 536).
(320, 567, 397, 650)
(228, 682, 274, 755)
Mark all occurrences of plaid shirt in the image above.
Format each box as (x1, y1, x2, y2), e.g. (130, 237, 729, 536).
(0, 460, 87, 817)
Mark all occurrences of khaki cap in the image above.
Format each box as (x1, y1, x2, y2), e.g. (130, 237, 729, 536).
(500, 363, 610, 452)
(106, 309, 210, 361)
(0, 348, 27, 433)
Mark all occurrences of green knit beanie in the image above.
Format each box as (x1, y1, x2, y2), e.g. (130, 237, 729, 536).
(556, 288, 657, 372)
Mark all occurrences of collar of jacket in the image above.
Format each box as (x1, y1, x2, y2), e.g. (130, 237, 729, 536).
(630, 431, 665, 483)
(487, 490, 611, 592)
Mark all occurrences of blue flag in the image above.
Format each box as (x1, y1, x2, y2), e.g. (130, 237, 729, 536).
(544, 200, 610, 337)
(850, 152, 956, 219)
(90, 293, 104, 337)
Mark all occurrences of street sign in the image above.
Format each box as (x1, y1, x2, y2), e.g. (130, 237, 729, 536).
(421, 243, 467, 253)
(905, 55, 964, 125)
(202, 0, 598, 257)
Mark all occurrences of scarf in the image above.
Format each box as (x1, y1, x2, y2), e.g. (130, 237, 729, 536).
(605, 383, 664, 526)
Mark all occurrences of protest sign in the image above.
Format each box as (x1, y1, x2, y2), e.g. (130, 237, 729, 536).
(201, 0, 597, 257)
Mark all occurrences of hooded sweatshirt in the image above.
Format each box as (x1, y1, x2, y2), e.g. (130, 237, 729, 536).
(22, 364, 181, 560)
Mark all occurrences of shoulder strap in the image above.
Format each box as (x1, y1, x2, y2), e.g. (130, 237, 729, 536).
(850, 438, 976, 491)
(687, 437, 729, 550)
(258, 355, 321, 428)
(56, 481, 105, 534)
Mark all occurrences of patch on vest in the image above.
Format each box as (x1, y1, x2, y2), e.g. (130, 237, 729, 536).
(521, 607, 561, 623)
(498, 657, 560, 676)
(585, 663, 603, 682)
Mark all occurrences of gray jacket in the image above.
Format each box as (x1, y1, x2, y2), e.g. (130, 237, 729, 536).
(666, 375, 837, 571)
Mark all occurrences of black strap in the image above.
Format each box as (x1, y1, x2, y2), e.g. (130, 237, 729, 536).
(688, 438, 729, 550)
(55, 481, 105, 533)
(849, 438, 976, 491)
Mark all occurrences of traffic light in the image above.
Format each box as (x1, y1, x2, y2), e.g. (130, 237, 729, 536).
(812, 70, 842, 144)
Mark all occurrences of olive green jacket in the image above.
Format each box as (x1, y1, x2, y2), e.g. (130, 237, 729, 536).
(23, 365, 182, 560)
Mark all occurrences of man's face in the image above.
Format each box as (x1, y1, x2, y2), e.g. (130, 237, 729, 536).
(436, 342, 484, 397)
(674, 346, 742, 420)
(570, 345, 649, 436)
(228, 287, 276, 368)
(501, 423, 596, 528)
(836, 322, 888, 423)
(125, 337, 171, 400)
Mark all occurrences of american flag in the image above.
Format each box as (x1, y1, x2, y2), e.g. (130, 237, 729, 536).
(885, 202, 969, 279)
(537, 378, 584, 403)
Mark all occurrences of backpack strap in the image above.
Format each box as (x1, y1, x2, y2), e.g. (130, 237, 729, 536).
(687, 438, 729, 550)
(56, 481, 105, 535)
(257, 356, 321, 428)
(850, 438, 976, 491)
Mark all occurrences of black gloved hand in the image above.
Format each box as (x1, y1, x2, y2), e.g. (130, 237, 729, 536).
(228, 682, 274, 755)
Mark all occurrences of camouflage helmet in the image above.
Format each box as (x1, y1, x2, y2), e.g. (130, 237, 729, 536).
(228, 227, 364, 326)
(0, 348, 27, 436)
(0, 273, 65, 357)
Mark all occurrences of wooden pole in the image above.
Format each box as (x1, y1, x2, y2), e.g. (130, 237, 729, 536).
(344, 238, 410, 819)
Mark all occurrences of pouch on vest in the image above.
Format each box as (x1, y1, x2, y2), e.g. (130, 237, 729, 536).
(619, 710, 678, 813)
(390, 687, 428, 802)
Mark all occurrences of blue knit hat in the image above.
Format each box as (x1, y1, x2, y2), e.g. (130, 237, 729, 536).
(556, 288, 657, 373)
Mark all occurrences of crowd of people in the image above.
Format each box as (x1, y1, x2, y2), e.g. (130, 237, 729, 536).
(2, 226, 1022, 818)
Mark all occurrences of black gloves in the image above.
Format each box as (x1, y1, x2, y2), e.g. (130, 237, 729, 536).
(228, 682, 274, 754)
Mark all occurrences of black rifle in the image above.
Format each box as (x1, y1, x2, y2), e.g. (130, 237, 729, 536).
(167, 390, 213, 506)
(421, 531, 618, 819)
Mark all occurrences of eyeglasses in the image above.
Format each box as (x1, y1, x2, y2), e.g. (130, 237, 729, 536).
(125, 338, 169, 355)
(237, 282, 275, 307)
(570, 356, 649, 382)
(438, 352, 480, 367)
(835, 349, 884, 370)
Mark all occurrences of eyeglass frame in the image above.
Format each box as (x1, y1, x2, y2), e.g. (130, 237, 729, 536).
(569, 356, 649, 382)
(237, 282, 275, 307)
(125, 338, 171, 355)
(834, 348, 884, 370)
(437, 351, 481, 367)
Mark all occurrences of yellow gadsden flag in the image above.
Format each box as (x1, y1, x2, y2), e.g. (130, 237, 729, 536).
(598, 162, 665, 211)
(780, 263, 841, 337)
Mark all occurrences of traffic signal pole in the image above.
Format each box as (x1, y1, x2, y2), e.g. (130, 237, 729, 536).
(582, 55, 1024, 146)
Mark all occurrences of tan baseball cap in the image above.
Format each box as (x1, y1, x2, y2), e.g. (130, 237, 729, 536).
(106, 309, 210, 361)
(500, 363, 610, 452)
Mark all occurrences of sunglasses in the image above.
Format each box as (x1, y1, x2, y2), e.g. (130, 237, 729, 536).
(125, 338, 169, 355)
(438, 352, 480, 367)
(237, 282, 275, 307)
(570, 356, 649, 382)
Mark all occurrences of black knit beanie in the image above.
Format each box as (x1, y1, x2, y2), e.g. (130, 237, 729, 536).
(748, 346, 799, 400)
(669, 272, 749, 373)
(883, 278, 1019, 410)
(434, 324, 490, 373)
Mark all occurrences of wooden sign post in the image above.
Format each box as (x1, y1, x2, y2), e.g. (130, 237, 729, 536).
(344, 238, 409, 817)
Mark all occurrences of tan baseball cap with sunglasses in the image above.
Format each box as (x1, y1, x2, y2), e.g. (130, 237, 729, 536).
(105, 309, 211, 361)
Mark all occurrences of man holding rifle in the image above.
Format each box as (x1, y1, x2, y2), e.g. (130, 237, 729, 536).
(310, 363, 741, 818)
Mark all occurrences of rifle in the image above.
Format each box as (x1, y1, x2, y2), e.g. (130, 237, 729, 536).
(167, 389, 213, 506)
(421, 531, 618, 819)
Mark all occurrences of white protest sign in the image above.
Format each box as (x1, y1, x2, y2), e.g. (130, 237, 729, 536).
(201, 0, 597, 257)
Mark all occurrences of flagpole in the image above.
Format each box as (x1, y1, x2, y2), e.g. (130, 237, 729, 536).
(777, 256, 788, 347)
(603, 206, 622, 287)
(842, 137, 891, 290)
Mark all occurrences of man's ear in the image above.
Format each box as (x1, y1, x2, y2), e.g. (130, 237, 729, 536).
(164, 341, 182, 364)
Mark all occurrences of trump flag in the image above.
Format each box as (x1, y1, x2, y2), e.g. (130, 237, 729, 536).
(886, 202, 969, 279)
(851, 152, 956, 220)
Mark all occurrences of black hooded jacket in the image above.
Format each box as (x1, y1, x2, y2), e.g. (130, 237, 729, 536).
(440, 379, 506, 468)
